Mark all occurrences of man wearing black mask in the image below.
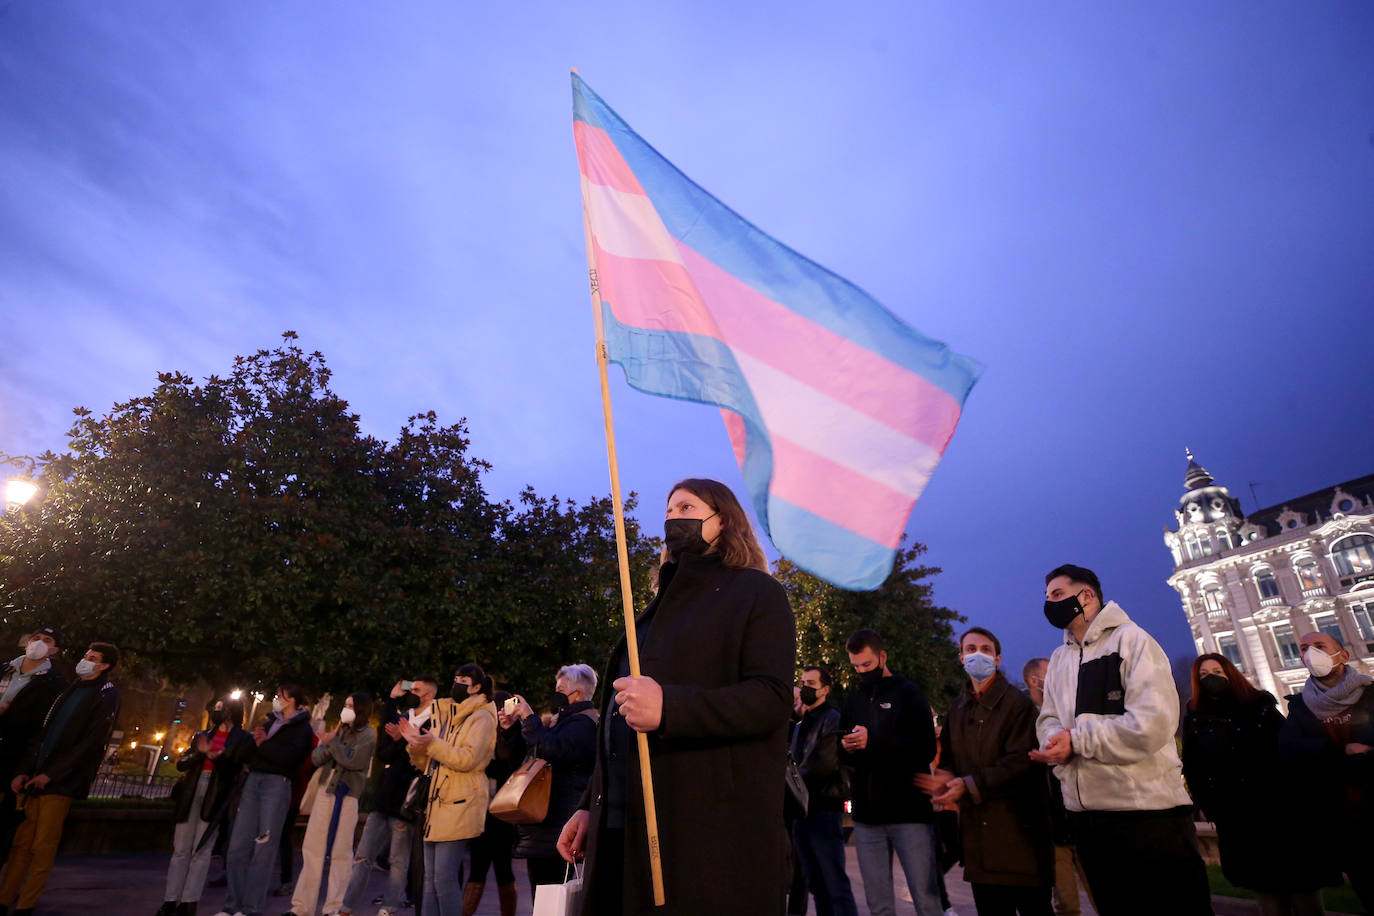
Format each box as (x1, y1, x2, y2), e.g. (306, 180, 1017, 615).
(840, 629, 943, 916)
(1030, 564, 1211, 916)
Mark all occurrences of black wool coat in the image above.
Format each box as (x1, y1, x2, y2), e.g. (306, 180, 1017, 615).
(939, 673, 1053, 888)
(515, 701, 598, 859)
(579, 552, 796, 916)
(1183, 691, 1336, 892)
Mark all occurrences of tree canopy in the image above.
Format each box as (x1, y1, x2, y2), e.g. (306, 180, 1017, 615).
(0, 334, 657, 700)
(778, 542, 967, 711)
(1, 334, 962, 712)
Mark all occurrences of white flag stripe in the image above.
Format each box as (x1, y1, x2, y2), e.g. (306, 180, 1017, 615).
(582, 178, 683, 266)
(732, 350, 941, 499)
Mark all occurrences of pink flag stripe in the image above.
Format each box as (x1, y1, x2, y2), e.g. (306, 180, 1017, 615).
(588, 226, 962, 453)
(574, 121, 646, 196)
(767, 434, 915, 549)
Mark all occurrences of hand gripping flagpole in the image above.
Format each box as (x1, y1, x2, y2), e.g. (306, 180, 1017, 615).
(579, 198, 667, 906)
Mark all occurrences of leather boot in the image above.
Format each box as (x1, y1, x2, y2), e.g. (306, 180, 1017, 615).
(174, 903, 197, 916)
(498, 881, 518, 916)
(460, 880, 485, 916)
(155, 904, 177, 916)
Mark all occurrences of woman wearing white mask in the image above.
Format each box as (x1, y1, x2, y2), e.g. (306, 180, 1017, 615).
(287, 693, 376, 916)
(1279, 632, 1374, 912)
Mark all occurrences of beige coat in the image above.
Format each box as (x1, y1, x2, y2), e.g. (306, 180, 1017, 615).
(407, 693, 497, 842)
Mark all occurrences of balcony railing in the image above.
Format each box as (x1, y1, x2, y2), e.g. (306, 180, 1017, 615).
(1260, 596, 1286, 607)
(1301, 586, 1330, 599)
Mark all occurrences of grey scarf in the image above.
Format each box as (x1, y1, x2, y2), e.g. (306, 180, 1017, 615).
(1302, 665, 1373, 721)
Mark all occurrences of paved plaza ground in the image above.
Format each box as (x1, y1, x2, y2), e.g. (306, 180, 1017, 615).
(24, 844, 1337, 916)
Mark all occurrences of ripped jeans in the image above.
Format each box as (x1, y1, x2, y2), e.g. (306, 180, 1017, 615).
(223, 772, 293, 916)
(341, 812, 412, 912)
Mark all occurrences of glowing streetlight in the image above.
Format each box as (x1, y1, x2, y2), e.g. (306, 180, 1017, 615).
(4, 479, 37, 507)
(129, 740, 138, 749)
(230, 689, 243, 700)
(153, 732, 165, 743)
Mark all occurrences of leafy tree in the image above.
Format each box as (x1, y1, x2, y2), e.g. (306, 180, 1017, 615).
(777, 542, 966, 711)
(0, 334, 657, 705)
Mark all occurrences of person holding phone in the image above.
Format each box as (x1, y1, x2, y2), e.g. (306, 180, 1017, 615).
(510, 665, 600, 897)
(397, 664, 496, 916)
(463, 688, 526, 916)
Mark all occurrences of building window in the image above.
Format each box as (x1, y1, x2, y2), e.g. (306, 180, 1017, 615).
(1255, 568, 1280, 600)
(1351, 601, 1374, 654)
(1338, 498, 1355, 512)
(1202, 585, 1224, 612)
(1217, 529, 1233, 551)
(1331, 534, 1374, 578)
(1312, 614, 1345, 646)
(1272, 624, 1301, 668)
(1217, 633, 1244, 671)
(1295, 558, 1324, 591)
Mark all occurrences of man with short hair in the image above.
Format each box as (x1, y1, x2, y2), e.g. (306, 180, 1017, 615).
(0, 641, 120, 916)
(841, 628, 943, 916)
(0, 627, 68, 862)
(919, 627, 1052, 915)
(1022, 656, 1090, 916)
(791, 664, 858, 916)
(1279, 631, 1374, 910)
(1031, 564, 1211, 915)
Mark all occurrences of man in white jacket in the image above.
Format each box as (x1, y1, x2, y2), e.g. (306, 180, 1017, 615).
(1030, 564, 1212, 916)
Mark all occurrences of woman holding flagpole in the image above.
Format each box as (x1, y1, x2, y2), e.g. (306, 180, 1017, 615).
(558, 477, 796, 915)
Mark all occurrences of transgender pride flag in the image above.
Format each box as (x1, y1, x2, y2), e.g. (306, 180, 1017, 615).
(572, 73, 981, 590)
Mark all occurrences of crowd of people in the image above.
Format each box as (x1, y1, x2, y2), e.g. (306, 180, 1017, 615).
(0, 479, 1370, 916)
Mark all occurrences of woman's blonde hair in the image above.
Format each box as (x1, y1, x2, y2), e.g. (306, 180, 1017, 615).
(665, 478, 769, 573)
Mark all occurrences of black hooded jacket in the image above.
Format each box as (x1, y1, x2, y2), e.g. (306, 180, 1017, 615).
(20, 674, 120, 799)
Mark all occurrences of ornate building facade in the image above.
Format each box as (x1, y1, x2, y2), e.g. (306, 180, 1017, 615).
(1165, 454, 1374, 700)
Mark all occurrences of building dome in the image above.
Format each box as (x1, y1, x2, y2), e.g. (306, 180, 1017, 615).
(1176, 450, 1243, 524)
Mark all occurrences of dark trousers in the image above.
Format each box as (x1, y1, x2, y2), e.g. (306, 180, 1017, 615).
(469, 815, 517, 886)
(792, 809, 859, 916)
(970, 882, 1053, 916)
(1070, 806, 1213, 916)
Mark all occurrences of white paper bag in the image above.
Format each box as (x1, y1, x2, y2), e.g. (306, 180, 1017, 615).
(532, 864, 585, 916)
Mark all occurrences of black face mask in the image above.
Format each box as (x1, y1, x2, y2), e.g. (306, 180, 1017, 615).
(550, 691, 571, 713)
(1043, 592, 1084, 629)
(1200, 674, 1231, 700)
(396, 692, 421, 710)
(798, 686, 819, 706)
(664, 514, 716, 559)
(857, 667, 883, 687)
(208, 709, 227, 726)
(452, 683, 472, 701)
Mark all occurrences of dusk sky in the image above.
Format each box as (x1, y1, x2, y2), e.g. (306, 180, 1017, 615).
(2, 3, 1371, 681)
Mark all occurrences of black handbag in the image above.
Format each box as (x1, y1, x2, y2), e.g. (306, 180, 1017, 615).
(399, 771, 430, 823)
(784, 756, 809, 819)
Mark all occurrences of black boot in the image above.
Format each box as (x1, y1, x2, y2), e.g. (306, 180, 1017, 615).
(156, 904, 177, 916)
(174, 903, 197, 916)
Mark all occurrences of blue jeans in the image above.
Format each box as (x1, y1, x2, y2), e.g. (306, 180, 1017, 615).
(852, 821, 943, 916)
(422, 838, 469, 916)
(223, 772, 292, 916)
(342, 812, 412, 912)
(793, 809, 859, 916)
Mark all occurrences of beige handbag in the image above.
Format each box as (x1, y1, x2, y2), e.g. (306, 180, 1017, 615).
(489, 756, 551, 824)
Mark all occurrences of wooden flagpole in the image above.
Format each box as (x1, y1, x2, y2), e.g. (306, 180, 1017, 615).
(578, 171, 667, 905)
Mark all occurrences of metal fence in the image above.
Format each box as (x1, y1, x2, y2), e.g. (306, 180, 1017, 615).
(87, 772, 178, 800)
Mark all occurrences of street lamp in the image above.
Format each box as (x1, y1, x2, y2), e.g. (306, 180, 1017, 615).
(4, 479, 37, 508)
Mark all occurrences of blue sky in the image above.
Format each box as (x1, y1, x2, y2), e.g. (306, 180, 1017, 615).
(2, 2, 1371, 681)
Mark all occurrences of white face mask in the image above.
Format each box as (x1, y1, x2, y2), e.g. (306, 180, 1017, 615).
(339, 707, 356, 725)
(272, 696, 284, 714)
(1303, 646, 1340, 678)
(75, 659, 98, 678)
(24, 640, 49, 662)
